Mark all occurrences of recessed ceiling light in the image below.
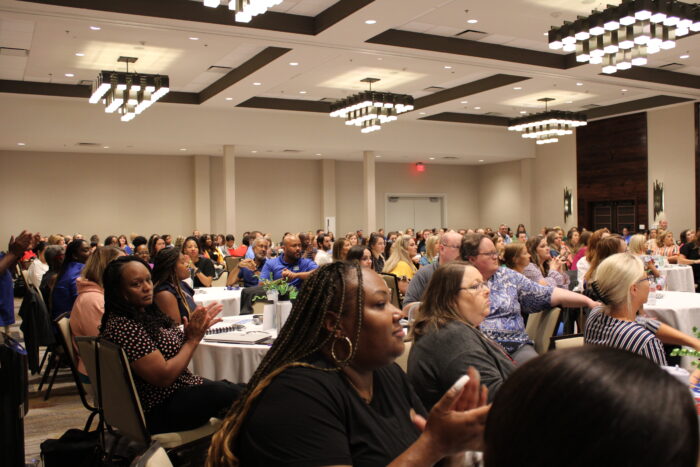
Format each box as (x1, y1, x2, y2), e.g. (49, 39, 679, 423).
(103, 146, 109, 149)
(75, 52, 85, 57)
(299, 91, 307, 94)
(621, 88, 628, 92)
(429, 157, 435, 160)
(289, 62, 299, 66)
(189, 37, 199, 41)
(365, 19, 377, 24)
(474, 106, 481, 110)
(315, 153, 322, 156)
(251, 150, 257, 153)
(520, 111, 527, 114)
(252, 82, 262, 86)
(17, 142, 26, 146)
(377, 57, 383, 61)
(467, 19, 478, 24)
(179, 148, 187, 151)
(513, 86, 522, 90)
(375, 155, 381, 158)
(444, 65, 452, 69)
(576, 82, 583, 86)
(565, 100, 573, 104)
(543, 32, 549, 36)
(419, 112, 426, 115)
(460, 100, 468, 104)
(478, 159, 484, 162)
(225, 97, 233, 101)
(64, 73, 74, 77)
(680, 54, 690, 59)
(89, 26, 101, 30)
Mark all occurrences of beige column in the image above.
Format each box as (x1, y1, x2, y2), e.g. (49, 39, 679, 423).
(223, 145, 237, 235)
(363, 151, 376, 233)
(519, 159, 533, 231)
(194, 155, 211, 233)
(321, 159, 336, 233)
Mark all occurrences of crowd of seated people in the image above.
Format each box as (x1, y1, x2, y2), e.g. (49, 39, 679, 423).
(4, 218, 700, 465)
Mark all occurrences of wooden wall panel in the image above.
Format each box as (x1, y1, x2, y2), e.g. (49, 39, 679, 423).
(696, 103, 699, 228)
(576, 112, 648, 230)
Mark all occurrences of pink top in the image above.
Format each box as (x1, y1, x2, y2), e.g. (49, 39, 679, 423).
(655, 245, 680, 257)
(69, 278, 104, 375)
(570, 247, 587, 271)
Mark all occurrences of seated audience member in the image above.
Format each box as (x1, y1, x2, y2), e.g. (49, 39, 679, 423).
(147, 234, 166, 261)
(99, 256, 243, 434)
(383, 235, 419, 294)
(245, 231, 263, 259)
(585, 253, 700, 370)
(103, 235, 119, 248)
(118, 235, 132, 255)
(409, 262, 514, 409)
(403, 231, 463, 307)
(1, 231, 39, 333)
(629, 234, 661, 278)
(368, 232, 386, 274)
(174, 235, 185, 251)
(27, 241, 49, 290)
(182, 236, 215, 288)
(679, 228, 700, 291)
(260, 234, 317, 288)
(299, 232, 317, 260)
(132, 236, 151, 264)
(200, 234, 225, 268)
(461, 233, 595, 363)
(346, 245, 372, 269)
(313, 233, 332, 267)
(51, 239, 91, 319)
(214, 234, 227, 258)
(417, 229, 431, 255)
(575, 228, 610, 290)
(583, 235, 628, 287)
(162, 234, 173, 248)
(208, 263, 489, 466)
(40, 245, 65, 312)
(546, 230, 570, 265)
(226, 234, 247, 257)
(227, 237, 269, 287)
(679, 229, 695, 248)
(522, 236, 569, 288)
(152, 248, 197, 324)
(70, 246, 123, 377)
(484, 346, 698, 467)
(654, 230, 680, 263)
(419, 235, 439, 266)
(332, 237, 350, 262)
(345, 231, 359, 246)
(569, 230, 590, 273)
(48, 234, 66, 246)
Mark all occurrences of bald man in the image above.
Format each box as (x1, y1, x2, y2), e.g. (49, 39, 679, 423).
(260, 234, 318, 289)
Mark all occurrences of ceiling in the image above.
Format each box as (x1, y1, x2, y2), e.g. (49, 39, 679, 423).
(0, 0, 699, 164)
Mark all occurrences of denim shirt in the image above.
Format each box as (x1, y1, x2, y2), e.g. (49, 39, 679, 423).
(479, 268, 553, 355)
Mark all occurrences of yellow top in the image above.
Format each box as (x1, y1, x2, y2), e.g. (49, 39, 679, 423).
(390, 260, 415, 280)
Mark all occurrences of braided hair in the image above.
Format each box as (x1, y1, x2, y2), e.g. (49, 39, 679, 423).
(207, 261, 365, 466)
(151, 247, 193, 318)
(99, 256, 173, 339)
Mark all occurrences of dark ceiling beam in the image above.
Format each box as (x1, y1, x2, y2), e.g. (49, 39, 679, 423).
(415, 74, 529, 110)
(605, 67, 700, 90)
(314, 0, 375, 34)
(0, 80, 90, 98)
(367, 29, 580, 70)
(198, 47, 291, 103)
(584, 95, 694, 120)
(419, 112, 510, 126)
(237, 97, 331, 113)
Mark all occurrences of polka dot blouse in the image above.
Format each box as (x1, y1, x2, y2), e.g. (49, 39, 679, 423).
(101, 314, 203, 413)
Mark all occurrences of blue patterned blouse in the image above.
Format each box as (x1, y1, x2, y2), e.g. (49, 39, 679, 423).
(480, 268, 553, 355)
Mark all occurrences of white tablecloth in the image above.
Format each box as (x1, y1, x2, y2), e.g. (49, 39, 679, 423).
(642, 291, 700, 370)
(189, 316, 272, 383)
(193, 287, 242, 317)
(659, 265, 695, 293)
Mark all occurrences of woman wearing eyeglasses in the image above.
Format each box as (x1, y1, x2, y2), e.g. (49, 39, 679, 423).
(460, 233, 597, 363)
(408, 262, 515, 410)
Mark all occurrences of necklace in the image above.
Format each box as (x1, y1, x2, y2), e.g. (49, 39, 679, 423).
(344, 374, 373, 404)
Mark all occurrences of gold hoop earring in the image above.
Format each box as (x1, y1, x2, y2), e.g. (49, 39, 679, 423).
(331, 336, 353, 365)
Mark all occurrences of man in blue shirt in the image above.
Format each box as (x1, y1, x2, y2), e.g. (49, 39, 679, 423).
(245, 231, 263, 259)
(228, 237, 269, 287)
(260, 234, 317, 289)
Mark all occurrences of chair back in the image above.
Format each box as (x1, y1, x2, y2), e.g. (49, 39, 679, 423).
(380, 273, 401, 309)
(526, 307, 561, 354)
(55, 314, 77, 366)
(395, 340, 412, 373)
(75, 337, 101, 409)
(551, 334, 585, 350)
(225, 256, 241, 273)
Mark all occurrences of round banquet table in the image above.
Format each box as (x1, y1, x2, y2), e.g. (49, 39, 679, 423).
(658, 265, 695, 293)
(189, 316, 272, 384)
(193, 287, 242, 317)
(642, 291, 700, 370)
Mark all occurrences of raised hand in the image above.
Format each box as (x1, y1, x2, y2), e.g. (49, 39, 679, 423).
(183, 302, 223, 341)
(8, 230, 34, 257)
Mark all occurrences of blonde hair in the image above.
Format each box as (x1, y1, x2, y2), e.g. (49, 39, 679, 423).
(47, 234, 64, 245)
(591, 253, 644, 312)
(425, 235, 440, 260)
(628, 234, 647, 255)
(81, 246, 123, 287)
(656, 230, 673, 248)
(382, 235, 417, 274)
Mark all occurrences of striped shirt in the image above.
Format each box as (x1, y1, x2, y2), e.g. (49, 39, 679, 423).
(584, 306, 667, 365)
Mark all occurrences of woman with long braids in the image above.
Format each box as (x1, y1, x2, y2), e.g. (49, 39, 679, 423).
(99, 256, 243, 434)
(208, 262, 490, 466)
(152, 247, 197, 324)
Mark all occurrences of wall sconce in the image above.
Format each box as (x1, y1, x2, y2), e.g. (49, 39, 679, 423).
(653, 180, 664, 220)
(416, 162, 425, 172)
(564, 187, 573, 222)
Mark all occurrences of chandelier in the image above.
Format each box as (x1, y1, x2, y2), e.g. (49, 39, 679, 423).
(329, 78, 415, 134)
(548, 0, 700, 74)
(507, 98, 587, 145)
(202, 0, 283, 23)
(88, 57, 170, 122)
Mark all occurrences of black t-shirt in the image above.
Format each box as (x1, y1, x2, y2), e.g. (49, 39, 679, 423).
(680, 243, 700, 285)
(192, 256, 215, 288)
(234, 358, 427, 466)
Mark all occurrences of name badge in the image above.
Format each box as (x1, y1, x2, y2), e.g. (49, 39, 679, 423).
(293, 266, 300, 272)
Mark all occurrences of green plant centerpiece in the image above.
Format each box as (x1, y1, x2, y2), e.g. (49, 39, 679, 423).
(671, 327, 700, 368)
(260, 275, 298, 301)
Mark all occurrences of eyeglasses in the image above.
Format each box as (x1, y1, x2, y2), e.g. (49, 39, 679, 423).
(477, 251, 499, 258)
(636, 277, 652, 285)
(461, 281, 489, 293)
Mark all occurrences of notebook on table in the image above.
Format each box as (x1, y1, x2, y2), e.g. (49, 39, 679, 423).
(203, 330, 272, 345)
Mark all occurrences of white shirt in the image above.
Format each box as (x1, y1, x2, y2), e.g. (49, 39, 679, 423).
(27, 259, 48, 290)
(575, 257, 590, 292)
(314, 249, 332, 266)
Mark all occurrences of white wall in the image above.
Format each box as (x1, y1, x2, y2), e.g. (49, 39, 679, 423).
(532, 134, 578, 232)
(647, 103, 696, 231)
(0, 150, 195, 242)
